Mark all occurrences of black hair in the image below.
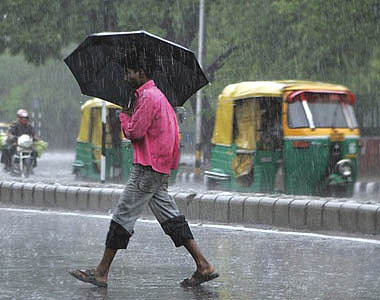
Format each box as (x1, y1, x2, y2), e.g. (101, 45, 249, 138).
(123, 51, 156, 79)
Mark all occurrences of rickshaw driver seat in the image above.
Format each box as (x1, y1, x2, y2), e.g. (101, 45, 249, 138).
(257, 101, 283, 150)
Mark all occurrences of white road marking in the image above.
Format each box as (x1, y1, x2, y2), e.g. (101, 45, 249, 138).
(2, 207, 380, 245)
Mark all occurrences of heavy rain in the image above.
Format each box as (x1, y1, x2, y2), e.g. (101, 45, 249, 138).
(1, 1, 380, 299)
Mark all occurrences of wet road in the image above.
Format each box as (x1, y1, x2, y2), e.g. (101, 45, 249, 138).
(0, 151, 76, 184)
(1, 207, 380, 299)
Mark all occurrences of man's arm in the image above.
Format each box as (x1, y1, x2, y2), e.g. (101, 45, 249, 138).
(7, 124, 17, 144)
(29, 125, 39, 141)
(119, 95, 158, 140)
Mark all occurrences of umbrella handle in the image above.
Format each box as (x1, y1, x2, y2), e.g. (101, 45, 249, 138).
(126, 90, 137, 109)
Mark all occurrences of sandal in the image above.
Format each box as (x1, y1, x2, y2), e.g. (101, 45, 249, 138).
(69, 269, 107, 288)
(181, 270, 219, 287)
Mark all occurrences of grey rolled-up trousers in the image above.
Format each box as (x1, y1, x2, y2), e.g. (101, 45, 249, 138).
(112, 164, 182, 235)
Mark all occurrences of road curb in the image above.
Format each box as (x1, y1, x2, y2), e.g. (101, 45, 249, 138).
(354, 182, 380, 197)
(1, 180, 380, 235)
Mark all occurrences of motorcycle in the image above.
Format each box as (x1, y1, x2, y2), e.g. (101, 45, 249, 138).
(10, 134, 36, 178)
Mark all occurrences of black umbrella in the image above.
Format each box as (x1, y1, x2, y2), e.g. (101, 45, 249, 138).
(64, 30, 209, 107)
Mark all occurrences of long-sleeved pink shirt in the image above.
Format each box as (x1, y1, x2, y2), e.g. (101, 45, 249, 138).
(119, 80, 180, 174)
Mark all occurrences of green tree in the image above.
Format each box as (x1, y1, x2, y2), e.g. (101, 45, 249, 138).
(1, 0, 380, 150)
(0, 0, 240, 151)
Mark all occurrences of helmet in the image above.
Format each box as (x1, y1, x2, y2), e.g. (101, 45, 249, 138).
(17, 109, 29, 118)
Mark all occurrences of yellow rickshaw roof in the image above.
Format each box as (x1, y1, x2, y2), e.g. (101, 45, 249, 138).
(77, 98, 122, 143)
(212, 80, 352, 147)
(81, 98, 122, 111)
(219, 80, 351, 101)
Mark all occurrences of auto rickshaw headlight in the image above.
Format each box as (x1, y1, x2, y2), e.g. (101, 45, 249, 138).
(336, 159, 352, 177)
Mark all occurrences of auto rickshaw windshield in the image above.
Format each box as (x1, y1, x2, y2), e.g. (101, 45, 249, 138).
(288, 93, 358, 129)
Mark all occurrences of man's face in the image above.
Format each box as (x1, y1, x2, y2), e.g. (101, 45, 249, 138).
(18, 117, 29, 125)
(124, 68, 141, 89)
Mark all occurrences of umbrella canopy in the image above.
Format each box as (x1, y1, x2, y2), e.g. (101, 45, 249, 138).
(64, 30, 209, 107)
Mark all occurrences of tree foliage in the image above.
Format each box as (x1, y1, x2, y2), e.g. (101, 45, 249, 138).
(1, 0, 380, 149)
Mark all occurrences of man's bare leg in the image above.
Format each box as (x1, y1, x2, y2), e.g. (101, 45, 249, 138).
(184, 239, 215, 275)
(94, 248, 118, 283)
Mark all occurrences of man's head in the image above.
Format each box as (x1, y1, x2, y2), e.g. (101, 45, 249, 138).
(17, 109, 29, 125)
(123, 53, 156, 89)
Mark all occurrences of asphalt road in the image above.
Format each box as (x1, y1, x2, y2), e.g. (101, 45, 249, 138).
(1, 207, 380, 300)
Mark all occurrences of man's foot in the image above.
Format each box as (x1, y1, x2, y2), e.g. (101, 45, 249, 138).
(180, 269, 219, 287)
(69, 269, 107, 288)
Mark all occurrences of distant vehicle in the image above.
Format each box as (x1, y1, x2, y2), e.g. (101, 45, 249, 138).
(204, 80, 360, 197)
(10, 134, 36, 178)
(0, 122, 47, 175)
(0, 122, 10, 134)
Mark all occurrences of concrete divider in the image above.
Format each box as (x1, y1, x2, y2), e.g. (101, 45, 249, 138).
(44, 185, 57, 207)
(243, 197, 260, 224)
(289, 199, 310, 229)
(1, 182, 15, 203)
(99, 188, 115, 212)
(322, 201, 343, 231)
(77, 187, 90, 210)
(170, 192, 196, 216)
(1, 180, 380, 235)
(357, 204, 378, 234)
(199, 194, 217, 222)
(34, 184, 46, 206)
(11, 182, 24, 205)
(273, 198, 292, 228)
(56, 185, 68, 208)
(215, 195, 232, 223)
(66, 186, 80, 209)
(306, 200, 327, 230)
(22, 183, 35, 205)
(258, 197, 276, 225)
(88, 188, 101, 211)
(229, 196, 246, 223)
(340, 202, 361, 233)
(186, 193, 200, 220)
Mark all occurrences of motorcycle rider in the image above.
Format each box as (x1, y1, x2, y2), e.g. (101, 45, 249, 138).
(1, 109, 38, 171)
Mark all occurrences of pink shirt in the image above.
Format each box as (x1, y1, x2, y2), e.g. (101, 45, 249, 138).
(119, 80, 180, 174)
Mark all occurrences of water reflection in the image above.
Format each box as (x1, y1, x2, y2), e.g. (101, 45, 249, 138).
(182, 285, 220, 299)
(72, 286, 108, 300)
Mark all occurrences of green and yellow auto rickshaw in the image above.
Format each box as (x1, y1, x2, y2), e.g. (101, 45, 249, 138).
(204, 80, 360, 197)
(72, 98, 130, 181)
(73, 98, 179, 183)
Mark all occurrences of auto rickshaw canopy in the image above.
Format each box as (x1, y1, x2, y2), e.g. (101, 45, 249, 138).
(77, 98, 122, 143)
(212, 80, 352, 147)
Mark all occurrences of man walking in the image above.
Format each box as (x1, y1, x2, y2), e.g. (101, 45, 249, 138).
(70, 56, 219, 288)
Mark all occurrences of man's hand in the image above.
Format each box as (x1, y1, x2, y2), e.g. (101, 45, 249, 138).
(122, 108, 133, 116)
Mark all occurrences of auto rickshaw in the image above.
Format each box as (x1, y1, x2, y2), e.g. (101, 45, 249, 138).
(73, 98, 179, 183)
(204, 81, 360, 197)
